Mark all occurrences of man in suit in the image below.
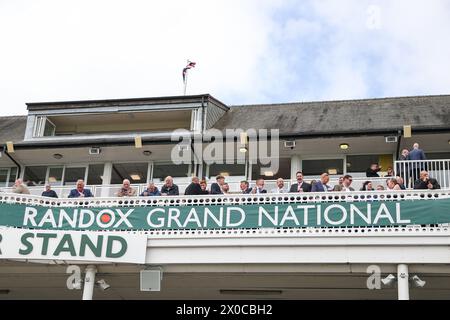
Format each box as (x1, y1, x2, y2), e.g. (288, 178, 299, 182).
(251, 178, 267, 194)
(210, 175, 225, 194)
(408, 143, 427, 185)
(333, 175, 355, 192)
(184, 176, 203, 195)
(311, 173, 332, 192)
(408, 143, 427, 161)
(68, 179, 93, 198)
(239, 180, 252, 194)
(289, 171, 311, 193)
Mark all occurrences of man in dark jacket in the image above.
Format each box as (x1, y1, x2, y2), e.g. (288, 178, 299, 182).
(408, 143, 427, 184)
(414, 171, 440, 190)
(42, 184, 58, 198)
(239, 181, 252, 194)
(184, 176, 203, 195)
(68, 179, 93, 198)
(311, 173, 332, 192)
(289, 171, 311, 193)
(160, 176, 179, 196)
(366, 163, 381, 177)
(210, 175, 225, 194)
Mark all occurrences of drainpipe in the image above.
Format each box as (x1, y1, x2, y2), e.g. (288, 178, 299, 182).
(397, 264, 409, 300)
(82, 265, 97, 300)
(2, 145, 22, 177)
(395, 130, 402, 160)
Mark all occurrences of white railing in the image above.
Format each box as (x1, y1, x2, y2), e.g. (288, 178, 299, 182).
(2, 167, 447, 197)
(1, 189, 449, 208)
(0, 178, 389, 197)
(395, 159, 450, 189)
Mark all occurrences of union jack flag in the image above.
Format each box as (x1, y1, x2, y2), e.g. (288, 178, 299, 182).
(182, 61, 196, 82)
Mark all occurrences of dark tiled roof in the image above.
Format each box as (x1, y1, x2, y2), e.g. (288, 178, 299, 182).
(0, 116, 27, 144)
(214, 95, 450, 136)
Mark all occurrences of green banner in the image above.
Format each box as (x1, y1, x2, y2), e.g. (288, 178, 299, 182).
(0, 198, 449, 231)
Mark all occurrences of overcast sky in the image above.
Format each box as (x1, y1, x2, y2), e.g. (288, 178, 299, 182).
(1, 0, 449, 116)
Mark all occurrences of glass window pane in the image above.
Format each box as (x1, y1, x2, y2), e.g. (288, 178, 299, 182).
(24, 166, 47, 186)
(87, 164, 105, 185)
(427, 152, 450, 160)
(346, 155, 394, 173)
(8, 167, 18, 186)
(43, 119, 55, 136)
(152, 163, 189, 182)
(63, 167, 86, 186)
(302, 159, 344, 176)
(251, 158, 291, 180)
(0, 169, 8, 187)
(209, 164, 245, 179)
(48, 167, 63, 185)
(111, 163, 148, 184)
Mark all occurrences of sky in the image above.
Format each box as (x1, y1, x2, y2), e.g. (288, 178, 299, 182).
(0, 0, 449, 116)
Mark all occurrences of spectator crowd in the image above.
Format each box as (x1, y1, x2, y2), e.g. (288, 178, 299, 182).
(5, 143, 443, 198)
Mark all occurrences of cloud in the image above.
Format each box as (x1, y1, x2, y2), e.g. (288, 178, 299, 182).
(0, 0, 449, 116)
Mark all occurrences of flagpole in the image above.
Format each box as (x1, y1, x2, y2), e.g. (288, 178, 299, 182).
(184, 71, 188, 96)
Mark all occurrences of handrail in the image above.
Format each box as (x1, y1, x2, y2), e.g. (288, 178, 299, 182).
(394, 159, 450, 189)
(1, 190, 449, 208)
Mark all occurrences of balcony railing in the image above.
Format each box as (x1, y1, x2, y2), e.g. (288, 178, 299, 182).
(395, 159, 450, 189)
(0, 177, 392, 197)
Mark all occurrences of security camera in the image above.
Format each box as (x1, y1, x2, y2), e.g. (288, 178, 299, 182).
(381, 274, 396, 286)
(96, 279, 110, 291)
(411, 275, 426, 288)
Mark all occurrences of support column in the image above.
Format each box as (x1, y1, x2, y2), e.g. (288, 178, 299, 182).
(101, 162, 113, 198)
(397, 264, 409, 300)
(82, 265, 97, 300)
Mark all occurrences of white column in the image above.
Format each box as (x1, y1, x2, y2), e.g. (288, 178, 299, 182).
(290, 155, 301, 180)
(397, 264, 410, 300)
(82, 265, 97, 300)
(101, 162, 112, 197)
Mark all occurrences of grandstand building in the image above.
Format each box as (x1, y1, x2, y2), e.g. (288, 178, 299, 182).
(0, 93, 450, 300)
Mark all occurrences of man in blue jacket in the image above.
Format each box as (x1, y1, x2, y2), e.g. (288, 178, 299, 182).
(311, 173, 332, 192)
(140, 182, 161, 196)
(68, 179, 93, 198)
(408, 143, 427, 184)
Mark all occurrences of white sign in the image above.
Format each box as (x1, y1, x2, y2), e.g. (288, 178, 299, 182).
(0, 227, 148, 264)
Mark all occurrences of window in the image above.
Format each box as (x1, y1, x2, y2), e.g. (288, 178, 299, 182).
(87, 164, 105, 185)
(152, 163, 190, 182)
(111, 163, 148, 184)
(48, 167, 63, 185)
(24, 166, 47, 186)
(8, 167, 18, 186)
(208, 164, 245, 179)
(427, 152, 450, 160)
(251, 158, 291, 180)
(63, 167, 87, 186)
(346, 155, 393, 173)
(302, 159, 344, 176)
(0, 169, 8, 187)
(33, 116, 55, 137)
